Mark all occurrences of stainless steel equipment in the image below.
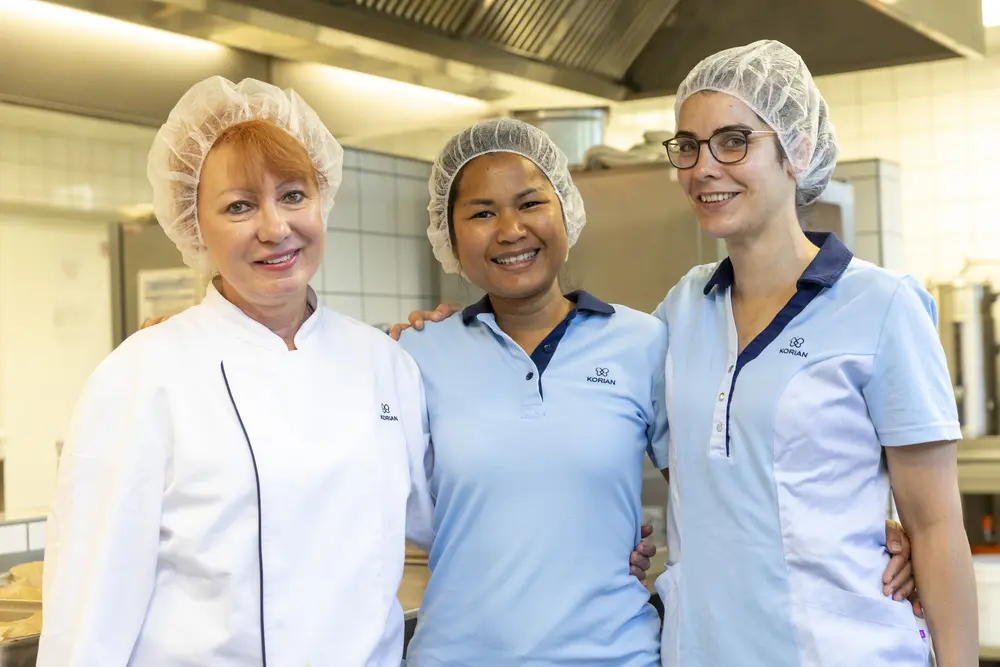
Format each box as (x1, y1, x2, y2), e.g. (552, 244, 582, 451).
(563, 162, 856, 314)
(0, 600, 41, 667)
(19, 0, 986, 116)
(928, 281, 1000, 438)
(108, 211, 201, 347)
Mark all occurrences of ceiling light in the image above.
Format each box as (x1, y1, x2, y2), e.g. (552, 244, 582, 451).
(1, 0, 222, 52)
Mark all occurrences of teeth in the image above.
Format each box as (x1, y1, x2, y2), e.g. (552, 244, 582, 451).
(262, 252, 295, 264)
(495, 250, 538, 265)
(699, 193, 736, 203)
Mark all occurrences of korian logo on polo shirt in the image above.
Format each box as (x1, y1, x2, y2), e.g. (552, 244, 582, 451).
(380, 403, 399, 421)
(779, 336, 808, 358)
(587, 367, 616, 385)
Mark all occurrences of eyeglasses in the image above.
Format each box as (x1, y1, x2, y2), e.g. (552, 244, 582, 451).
(662, 129, 778, 170)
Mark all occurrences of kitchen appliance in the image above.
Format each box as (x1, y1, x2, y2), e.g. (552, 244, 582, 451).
(0, 600, 40, 667)
(108, 209, 203, 347)
(927, 281, 1000, 438)
(975, 555, 1000, 648)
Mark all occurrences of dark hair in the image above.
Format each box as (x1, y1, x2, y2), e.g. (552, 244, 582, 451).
(445, 163, 469, 250)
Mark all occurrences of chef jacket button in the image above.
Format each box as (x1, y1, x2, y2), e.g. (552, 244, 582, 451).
(526, 371, 534, 380)
(716, 422, 724, 432)
(718, 392, 725, 401)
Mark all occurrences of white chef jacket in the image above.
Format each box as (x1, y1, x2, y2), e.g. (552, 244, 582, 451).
(38, 283, 434, 667)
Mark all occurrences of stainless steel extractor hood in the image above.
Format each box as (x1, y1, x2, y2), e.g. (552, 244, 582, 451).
(230, 0, 987, 99)
(38, 0, 986, 102)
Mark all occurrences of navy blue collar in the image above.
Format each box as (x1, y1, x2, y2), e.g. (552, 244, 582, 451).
(461, 290, 615, 325)
(703, 231, 853, 296)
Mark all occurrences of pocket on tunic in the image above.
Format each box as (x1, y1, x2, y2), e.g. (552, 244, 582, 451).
(794, 586, 929, 667)
(655, 563, 682, 667)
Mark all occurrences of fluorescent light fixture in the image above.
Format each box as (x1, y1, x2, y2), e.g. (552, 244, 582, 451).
(1, 0, 222, 51)
(985, 0, 1000, 26)
(315, 65, 486, 110)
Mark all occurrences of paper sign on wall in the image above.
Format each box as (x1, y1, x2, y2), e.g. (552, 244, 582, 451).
(137, 268, 200, 328)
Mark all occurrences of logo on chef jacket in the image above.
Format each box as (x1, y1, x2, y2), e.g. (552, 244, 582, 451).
(587, 366, 616, 385)
(380, 403, 399, 422)
(779, 336, 808, 358)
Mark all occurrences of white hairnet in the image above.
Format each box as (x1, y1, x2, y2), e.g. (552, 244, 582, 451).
(674, 40, 837, 207)
(427, 117, 586, 275)
(148, 76, 344, 274)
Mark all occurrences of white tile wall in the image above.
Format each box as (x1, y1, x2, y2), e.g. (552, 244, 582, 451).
(605, 53, 1000, 284)
(359, 171, 398, 234)
(0, 525, 26, 555)
(0, 104, 439, 330)
(327, 151, 436, 327)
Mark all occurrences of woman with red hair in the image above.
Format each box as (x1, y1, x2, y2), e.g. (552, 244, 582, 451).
(37, 76, 435, 667)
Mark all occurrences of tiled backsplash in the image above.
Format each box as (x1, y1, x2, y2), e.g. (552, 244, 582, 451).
(604, 54, 1000, 285)
(0, 102, 439, 327)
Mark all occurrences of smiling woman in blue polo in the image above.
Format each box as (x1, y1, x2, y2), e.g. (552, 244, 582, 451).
(653, 40, 977, 666)
(397, 118, 667, 666)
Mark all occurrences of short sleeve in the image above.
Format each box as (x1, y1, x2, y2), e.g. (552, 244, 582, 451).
(862, 276, 961, 448)
(645, 316, 669, 469)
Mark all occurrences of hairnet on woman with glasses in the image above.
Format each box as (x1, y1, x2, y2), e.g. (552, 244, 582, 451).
(649, 39, 976, 667)
(392, 43, 934, 667)
(38, 75, 434, 667)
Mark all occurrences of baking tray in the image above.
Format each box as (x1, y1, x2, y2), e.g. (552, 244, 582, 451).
(0, 599, 41, 667)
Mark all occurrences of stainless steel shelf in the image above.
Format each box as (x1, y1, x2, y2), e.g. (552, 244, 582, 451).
(958, 437, 1000, 494)
(981, 644, 1000, 661)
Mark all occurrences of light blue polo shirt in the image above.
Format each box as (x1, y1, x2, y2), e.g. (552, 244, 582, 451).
(399, 291, 667, 666)
(653, 232, 960, 667)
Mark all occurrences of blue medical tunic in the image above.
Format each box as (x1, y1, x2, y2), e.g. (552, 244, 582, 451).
(653, 232, 960, 667)
(398, 291, 667, 667)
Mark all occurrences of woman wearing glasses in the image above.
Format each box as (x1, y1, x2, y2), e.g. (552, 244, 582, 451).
(398, 40, 974, 667)
(652, 39, 976, 667)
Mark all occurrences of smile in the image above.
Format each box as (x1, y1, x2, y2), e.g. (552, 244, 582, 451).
(698, 193, 738, 203)
(492, 249, 539, 265)
(255, 249, 300, 270)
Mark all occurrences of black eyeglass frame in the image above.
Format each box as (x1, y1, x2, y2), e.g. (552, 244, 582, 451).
(661, 129, 778, 170)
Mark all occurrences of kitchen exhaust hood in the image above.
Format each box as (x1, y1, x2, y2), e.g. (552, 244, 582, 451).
(232, 0, 986, 99)
(43, 0, 985, 101)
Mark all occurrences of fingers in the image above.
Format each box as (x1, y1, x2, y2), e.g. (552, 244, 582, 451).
(406, 304, 464, 330)
(909, 596, 924, 618)
(635, 541, 657, 558)
(630, 550, 651, 573)
(388, 323, 410, 341)
(885, 561, 914, 602)
(885, 519, 911, 560)
(640, 524, 653, 539)
(630, 565, 647, 581)
(407, 311, 433, 330)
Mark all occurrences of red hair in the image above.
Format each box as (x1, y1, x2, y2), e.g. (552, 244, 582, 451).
(210, 119, 324, 191)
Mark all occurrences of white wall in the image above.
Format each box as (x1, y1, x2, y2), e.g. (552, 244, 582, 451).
(604, 53, 1000, 285)
(0, 216, 112, 519)
(0, 102, 437, 518)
